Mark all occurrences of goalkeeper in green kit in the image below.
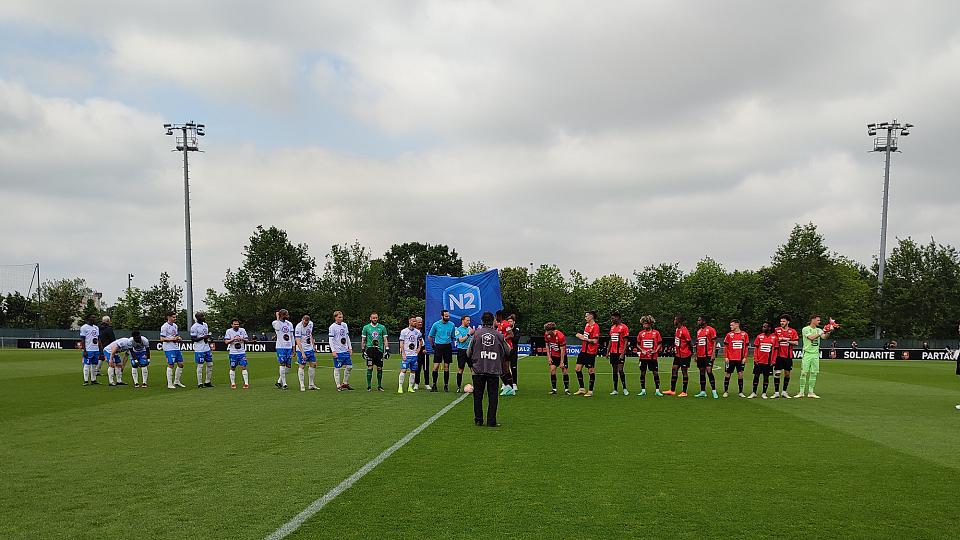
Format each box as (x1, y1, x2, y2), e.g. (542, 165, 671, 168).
(361, 312, 390, 391)
(795, 314, 837, 399)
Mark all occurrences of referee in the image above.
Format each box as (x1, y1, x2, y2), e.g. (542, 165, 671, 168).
(468, 312, 508, 427)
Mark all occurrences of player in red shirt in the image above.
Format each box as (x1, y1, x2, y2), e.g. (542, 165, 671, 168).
(772, 314, 799, 399)
(694, 316, 719, 398)
(635, 315, 663, 396)
(495, 311, 515, 396)
(543, 322, 570, 395)
(574, 311, 600, 397)
(608, 312, 631, 396)
(665, 315, 694, 397)
(750, 322, 777, 398)
(722, 319, 750, 397)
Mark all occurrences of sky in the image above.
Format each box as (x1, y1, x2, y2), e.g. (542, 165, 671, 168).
(1, 1, 958, 307)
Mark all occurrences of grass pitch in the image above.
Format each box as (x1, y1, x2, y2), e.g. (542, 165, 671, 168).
(1, 349, 958, 539)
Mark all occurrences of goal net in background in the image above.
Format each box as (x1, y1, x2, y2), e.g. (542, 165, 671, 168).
(0, 263, 41, 329)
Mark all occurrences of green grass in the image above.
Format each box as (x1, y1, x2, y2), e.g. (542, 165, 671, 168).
(1, 349, 958, 539)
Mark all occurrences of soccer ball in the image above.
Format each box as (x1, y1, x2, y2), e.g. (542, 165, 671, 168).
(463, 384, 474, 393)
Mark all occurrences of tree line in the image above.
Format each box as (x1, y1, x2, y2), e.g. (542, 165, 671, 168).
(2, 223, 959, 339)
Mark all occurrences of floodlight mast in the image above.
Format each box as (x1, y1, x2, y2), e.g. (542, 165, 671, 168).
(163, 122, 205, 323)
(867, 119, 913, 340)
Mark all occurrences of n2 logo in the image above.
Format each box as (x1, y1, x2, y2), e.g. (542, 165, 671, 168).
(443, 282, 482, 318)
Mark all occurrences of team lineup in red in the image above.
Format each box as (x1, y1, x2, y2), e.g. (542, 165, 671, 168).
(542, 311, 833, 399)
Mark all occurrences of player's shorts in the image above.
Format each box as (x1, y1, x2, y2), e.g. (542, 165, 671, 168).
(229, 354, 248, 369)
(457, 349, 473, 370)
(801, 354, 820, 374)
(81, 350, 100, 365)
(434, 343, 453, 364)
(549, 355, 566, 367)
(673, 356, 691, 368)
(639, 359, 659, 371)
(130, 351, 149, 367)
(401, 355, 419, 371)
(276, 348, 293, 366)
(297, 350, 317, 365)
(608, 353, 625, 365)
(333, 351, 352, 369)
(775, 355, 794, 371)
(696, 356, 714, 369)
(194, 350, 213, 364)
(365, 348, 383, 368)
(725, 360, 745, 373)
(753, 362, 773, 375)
(576, 352, 596, 368)
(164, 350, 184, 365)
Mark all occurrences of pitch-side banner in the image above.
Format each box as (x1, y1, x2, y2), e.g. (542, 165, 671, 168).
(424, 269, 504, 353)
(15, 338, 332, 354)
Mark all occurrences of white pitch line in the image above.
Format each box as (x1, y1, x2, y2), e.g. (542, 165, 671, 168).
(264, 391, 470, 540)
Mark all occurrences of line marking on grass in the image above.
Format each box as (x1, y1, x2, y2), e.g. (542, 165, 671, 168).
(264, 391, 470, 540)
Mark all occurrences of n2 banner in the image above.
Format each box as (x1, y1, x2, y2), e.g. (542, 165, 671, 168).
(424, 269, 504, 353)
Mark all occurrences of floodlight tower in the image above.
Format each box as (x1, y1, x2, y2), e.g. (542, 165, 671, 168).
(163, 121, 205, 323)
(866, 119, 913, 339)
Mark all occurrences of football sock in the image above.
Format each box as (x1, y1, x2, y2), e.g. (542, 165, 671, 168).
(131, 367, 140, 385)
(376, 368, 382, 387)
(612, 370, 619, 390)
(174, 366, 182, 384)
(808, 372, 817, 393)
(141, 367, 148, 385)
(399, 372, 405, 387)
(619, 370, 627, 388)
(241, 370, 249, 385)
(588, 372, 595, 391)
(108, 366, 116, 384)
(738, 377, 744, 393)
(753, 373, 760, 393)
(774, 375, 781, 392)
(699, 370, 706, 391)
(344, 365, 352, 384)
(562, 373, 570, 389)
(432, 369, 439, 386)
(334, 368, 341, 387)
(707, 371, 716, 389)
(653, 372, 660, 389)
(798, 372, 806, 393)
(681, 371, 689, 392)
(166, 367, 173, 387)
(82, 364, 90, 382)
(639, 370, 646, 389)
(196, 365, 203, 385)
(724, 377, 730, 392)
(230, 370, 236, 385)
(444, 370, 449, 386)
(115, 366, 123, 383)
(309, 366, 316, 387)
(576, 371, 585, 389)
(512, 365, 518, 385)
(551, 374, 557, 390)
(299, 366, 306, 388)
(762, 374, 769, 393)
(366, 368, 373, 388)
(783, 375, 791, 391)
(457, 372, 463, 389)
(670, 371, 678, 391)
(205, 363, 213, 384)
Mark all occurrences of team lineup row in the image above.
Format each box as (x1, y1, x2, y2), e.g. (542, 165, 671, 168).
(74, 307, 837, 399)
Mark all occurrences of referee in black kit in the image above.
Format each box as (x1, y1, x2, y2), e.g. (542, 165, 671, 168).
(468, 311, 509, 427)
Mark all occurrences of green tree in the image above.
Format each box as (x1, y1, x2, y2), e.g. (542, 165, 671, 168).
(111, 287, 144, 330)
(590, 274, 634, 327)
(3, 292, 38, 328)
(499, 266, 530, 320)
(81, 298, 101, 323)
(381, 243, 463, 300)
(141, 272, 183, 330)
(879, 237, 960, 339)
(528, 264, 569, 334)
(633, 263, 685, 333)
(466, 261, 489, 275)
(39, 278, 88, 329)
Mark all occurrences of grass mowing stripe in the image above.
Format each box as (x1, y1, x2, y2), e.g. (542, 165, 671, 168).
(265, 392, 470, 540)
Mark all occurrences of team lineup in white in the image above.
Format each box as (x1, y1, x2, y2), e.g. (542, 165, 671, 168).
(75, 307, 848, 400)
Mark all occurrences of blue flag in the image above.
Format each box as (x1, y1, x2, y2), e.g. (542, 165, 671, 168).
(424, 269, 503, 352)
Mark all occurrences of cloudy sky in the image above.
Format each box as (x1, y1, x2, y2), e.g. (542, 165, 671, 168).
(1, 1, 958, 305)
